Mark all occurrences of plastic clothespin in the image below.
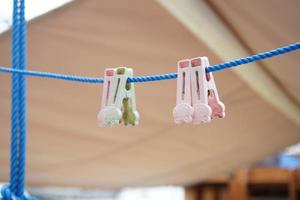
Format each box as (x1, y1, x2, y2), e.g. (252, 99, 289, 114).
(173, 59, 194, 124)
(191, 57, 225, 122)
(190, 57, 212, 124)
(173, 57, 225, 124)
(98, 67, 139, 127)
(203, 58, 225, 119)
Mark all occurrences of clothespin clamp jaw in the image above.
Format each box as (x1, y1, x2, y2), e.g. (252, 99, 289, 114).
(98, 67, 139, 127)
(190, 57, 212, 124)
(173, 59, 194, 124)
(202, 57, 225, 119)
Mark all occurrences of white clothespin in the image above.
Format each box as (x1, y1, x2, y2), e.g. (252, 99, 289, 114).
(173, 57, 225, 124)
(98, 67, 139, 127)
(190, 57, 212, 124)
(173, 59, 194, 123)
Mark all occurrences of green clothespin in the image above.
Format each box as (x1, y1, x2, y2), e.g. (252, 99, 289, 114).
(116, 67, 139, 126)
(122, 97, 137, 125)
(98, 67, 139, 127)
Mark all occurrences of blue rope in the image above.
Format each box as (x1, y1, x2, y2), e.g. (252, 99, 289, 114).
(0, 42, 299, 83)
(1, 185, 12, 200)
(16, 0, 27, 197)
(7, 0, 30, 199)
(10, 0, 22, 197)
(207, 42, 300, 72)
(1, 185, 37, 200)
(10, 0, 21, 197)
(0, 67, 103, 83)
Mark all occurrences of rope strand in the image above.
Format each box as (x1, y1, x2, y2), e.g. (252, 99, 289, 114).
(16, 0, 27, 196)
(9, 0, 22, 197)
(0, 42, 299, 84)
(8, 0, 28, 199)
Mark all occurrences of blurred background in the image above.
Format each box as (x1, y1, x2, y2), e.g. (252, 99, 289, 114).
(0, 0, 299, 199)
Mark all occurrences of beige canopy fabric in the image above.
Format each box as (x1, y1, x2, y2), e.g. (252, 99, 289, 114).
(208, 0, 300, 104)
(0, 0, 299, 189)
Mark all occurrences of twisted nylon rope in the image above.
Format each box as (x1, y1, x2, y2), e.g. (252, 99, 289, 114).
(0, 42, 299, 83)
(6, 0, 30, 199)
(0, 186, 12, 200)
(16, 0, 27, 197)
(9, 0, 21, 197)
(1, 185, 37, 200)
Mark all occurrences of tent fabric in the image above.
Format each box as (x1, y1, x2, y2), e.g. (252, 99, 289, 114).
(0, 0, 299, 188)
(208, 0, 300, 102)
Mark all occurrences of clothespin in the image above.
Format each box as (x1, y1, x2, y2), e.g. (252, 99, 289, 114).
(201, 57, 225, 119)
(173, 57, 225, 124)
(173, 59, 194, 123)
(190, 57, 212, 124)
(98, 67, 139, 127)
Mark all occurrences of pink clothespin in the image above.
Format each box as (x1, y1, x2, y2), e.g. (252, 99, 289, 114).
(202, 57, 225, 119)
(173, 57, 225, 124)
(173, 59, 194, 123)
(191, 57, 225, 122)
(190, 57, 212, 124)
